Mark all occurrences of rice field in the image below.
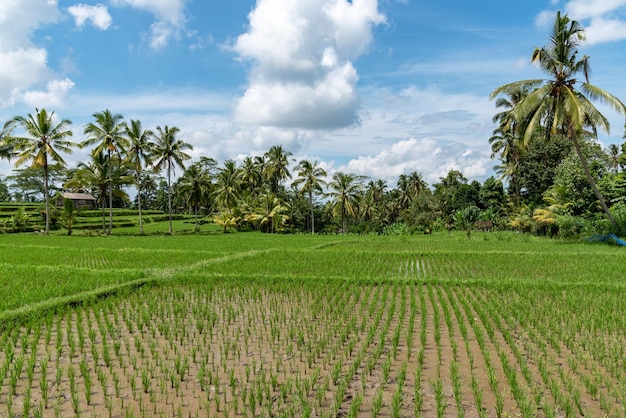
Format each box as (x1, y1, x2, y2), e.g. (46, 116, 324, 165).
(0, 231, 625, 417)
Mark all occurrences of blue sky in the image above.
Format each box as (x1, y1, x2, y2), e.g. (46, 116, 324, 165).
(1, 0, 626, 186)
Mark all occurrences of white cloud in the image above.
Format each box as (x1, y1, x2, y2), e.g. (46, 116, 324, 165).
(148, 20, 174, 50)
(579, 16, 626, 44)
(110, 0, 187, 50)
(68, 4, 112, 31)
(0, 0, 61, 49)
(233, 0, 385, 130)
(235, 63, 361, 129)
(535, 10, 554, 28)
(0, 48, 48, 107)
(0, 0, 73, 109)
(21, 78, 75, 108)
(111, 0, 186, 25)
(565, 0, 626, 20)
(538, 1, 626, 44)
(342, 138, 491, 185)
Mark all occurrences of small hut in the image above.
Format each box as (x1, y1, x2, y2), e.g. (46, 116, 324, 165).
(58, 192, 97, 209)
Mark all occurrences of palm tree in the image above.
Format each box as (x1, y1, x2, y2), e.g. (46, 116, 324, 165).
(395, 174, 411, 212)
(361, 179, 389, 227)
(245, 193, 290, 233)
(0, 121, 16, 162)
(213, 160, 241, 213)
(292, 159, 327, 234)
(490, 86, 530, 204)
(407, 172, 426, 198)
(395, 171, 427, 213)
(178, 163, 212, 229)
(152, 125, 193, 234)
(6, 109, 75, 234)
(263, 145, 292, 194)
(83, 110, 127, 234)
(607, 144, 621, 174)
(328, 172, 365, 233)
(124, 119, 155, 234)
(64, 151, 110, 233)
(239, 156, 263, 197)
(491, 12, 626, 226)
(213, 210, 239, 233)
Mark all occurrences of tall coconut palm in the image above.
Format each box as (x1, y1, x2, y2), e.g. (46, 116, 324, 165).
(213, 159, 241, 212)
(328, 172, 365, 233)
(395, 174, 412, 212)
(152, 125, 192, 234)
(490, 12, 626, 226)
(361, 179, 389, 226)
(606, 144, 621, 174)
(490, 86, 531, 204)
(65, 152, 131, 233)
(407, 172, 426, 198)
(83, 110, 127, 234)
(7, 109, 75, 234)
(239, 156, 263, 197)
(395, 171, 426, 211)
(0, 121, 16, 162)
(64, 151, 109, 233)
(292, 159, 327, 234)
(178, 163, 212, 229)
(263, 145, 292, 194)
(124, 119, 155, 234)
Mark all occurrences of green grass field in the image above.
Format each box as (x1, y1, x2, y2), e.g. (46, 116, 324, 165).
(0, 228, 625, 416)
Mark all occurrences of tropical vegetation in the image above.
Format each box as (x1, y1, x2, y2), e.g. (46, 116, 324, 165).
(1, 12, 626, 240)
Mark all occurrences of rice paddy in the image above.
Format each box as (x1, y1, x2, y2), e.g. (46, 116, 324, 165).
(0, 231, 624, 417)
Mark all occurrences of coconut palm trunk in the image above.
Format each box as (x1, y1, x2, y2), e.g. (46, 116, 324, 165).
(137, 182, 144, 234)
(108, 150, 113, 234)
(43, 162, 50, 233)
(570, 131, 616, 225)
(167, 162, 173, 234)
(309, 189, 315, 234)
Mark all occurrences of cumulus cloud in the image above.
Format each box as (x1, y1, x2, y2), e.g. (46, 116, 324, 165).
(342, 138, 491, 185)
(233, 0, 386, 130)
(68, 4, 112, 31)
(565, 0, 626, 19)
(21, 78, 75, 108)
(579, 16, 626, 44)
(0, 0, 73, 108)
(110, 0, 187, 50)
(538, 1, 626, 44)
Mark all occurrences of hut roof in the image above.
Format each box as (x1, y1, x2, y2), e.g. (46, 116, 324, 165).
(61, 192, 97, 201)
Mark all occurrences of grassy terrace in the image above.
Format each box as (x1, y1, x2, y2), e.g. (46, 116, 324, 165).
(0, 230, 625, 417)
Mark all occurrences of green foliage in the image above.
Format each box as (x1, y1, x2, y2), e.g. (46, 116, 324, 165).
(555, 215, 588, 239)
(61, 198, 76, 235)
(453, 206, 481, 230)
(2, 207, 32, 232)
(0, 176, 10, 202)
(479, 176, 505, 211)
(516, 134, 571, 206)
(382, 222, 412, 235)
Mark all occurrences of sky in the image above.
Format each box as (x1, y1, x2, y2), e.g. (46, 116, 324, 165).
(1, 0, 626, 187)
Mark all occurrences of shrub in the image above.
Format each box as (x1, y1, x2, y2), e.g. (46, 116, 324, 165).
(382, 223, 412, 236)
